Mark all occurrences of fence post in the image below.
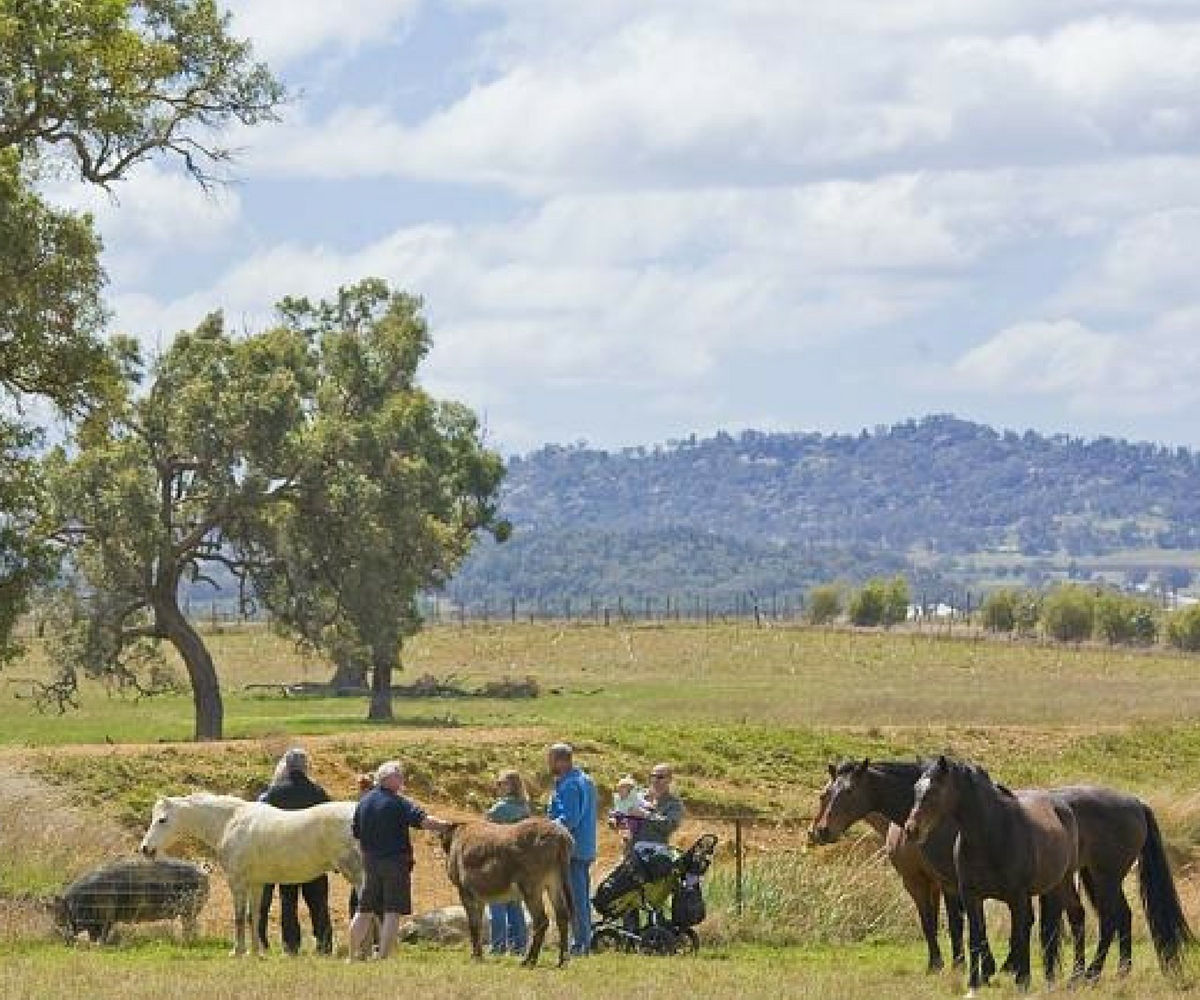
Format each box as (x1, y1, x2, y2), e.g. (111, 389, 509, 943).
(734, 817, 744, 916)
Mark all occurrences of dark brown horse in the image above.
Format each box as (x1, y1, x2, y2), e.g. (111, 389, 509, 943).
(1050, 784, 1192, 977)
(814, 759, 1193, 980)
(905, 756, 1085, 994)
(809, 760, 999, 975)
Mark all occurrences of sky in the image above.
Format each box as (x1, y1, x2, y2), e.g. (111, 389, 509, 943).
(48, 0, 1200, 454)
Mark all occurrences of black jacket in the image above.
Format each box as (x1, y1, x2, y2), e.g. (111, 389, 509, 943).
(264, 771, 330, 810)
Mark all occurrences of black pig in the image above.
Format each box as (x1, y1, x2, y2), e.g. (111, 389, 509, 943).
(52, 858, 209, 943)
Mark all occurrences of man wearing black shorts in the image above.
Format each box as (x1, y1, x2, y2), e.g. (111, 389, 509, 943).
(348, 760, 451, 960)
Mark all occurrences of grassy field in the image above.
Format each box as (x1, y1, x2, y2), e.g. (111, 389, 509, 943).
(2, 939, 1195, 1000)
(9, 621, 1200, 741)
(6, 622, 1200, 997)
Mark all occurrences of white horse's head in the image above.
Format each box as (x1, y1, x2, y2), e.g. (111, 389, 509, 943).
(140, 796, 183, 858)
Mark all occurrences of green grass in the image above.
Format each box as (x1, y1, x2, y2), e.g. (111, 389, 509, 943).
(8, 622, 1200, 747)
(0, 937, 1194, 1000)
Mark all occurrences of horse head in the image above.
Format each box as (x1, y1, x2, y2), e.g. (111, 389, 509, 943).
(809, 759, 872, 845)
(139, 796, 181, 858)
(904, 755, 956, 844)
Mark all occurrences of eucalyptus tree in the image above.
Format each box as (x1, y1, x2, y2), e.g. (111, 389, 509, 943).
(45, 280, 506, 738)
(240, 281, 509, 722)
(0, 0, 282, 659)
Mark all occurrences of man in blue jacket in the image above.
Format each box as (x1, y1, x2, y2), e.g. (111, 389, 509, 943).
(546, 741, 597, 955)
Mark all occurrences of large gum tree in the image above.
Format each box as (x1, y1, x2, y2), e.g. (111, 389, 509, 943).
(45, 280, 506, 739)
(0, 0, 282, 663)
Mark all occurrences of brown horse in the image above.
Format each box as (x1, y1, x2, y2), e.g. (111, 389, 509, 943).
(813, 759, 1193, 980)
(905, 757, 1085, 995)
(809, 760, 999, 975)
(1050, 785, 1192, 977)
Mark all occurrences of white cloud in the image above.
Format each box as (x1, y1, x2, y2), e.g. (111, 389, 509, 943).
(948, 315, 1200, 415)
(241, 7, 1200, 194)
(1055, 208, 1200, 316)
(222, 0, 421, 67)
(74, 2, 1200, 448)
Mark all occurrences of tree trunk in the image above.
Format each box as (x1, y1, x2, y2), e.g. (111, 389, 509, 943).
(368, 650, 394, 722)
(156, 596, 223, 740)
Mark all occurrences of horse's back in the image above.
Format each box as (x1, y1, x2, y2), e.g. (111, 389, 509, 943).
(221, 800, 357, 884)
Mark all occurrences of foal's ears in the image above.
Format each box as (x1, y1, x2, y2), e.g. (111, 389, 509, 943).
(826, 763, 837, 780)
(936, 755, 949, 772)
(854, 758, 870, 775)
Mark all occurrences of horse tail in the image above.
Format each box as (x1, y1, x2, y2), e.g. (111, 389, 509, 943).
(1138, 805, 1193, 972)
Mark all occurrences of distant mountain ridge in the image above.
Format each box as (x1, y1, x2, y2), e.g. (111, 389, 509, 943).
(451, 415, 1200, 604)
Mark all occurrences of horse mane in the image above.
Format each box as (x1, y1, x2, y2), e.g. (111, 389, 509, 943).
(836, 759, 931, 781)
(954, 761, 1016, 799)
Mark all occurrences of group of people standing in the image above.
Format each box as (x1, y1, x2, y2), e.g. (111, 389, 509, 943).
(253, 741, 683, 959)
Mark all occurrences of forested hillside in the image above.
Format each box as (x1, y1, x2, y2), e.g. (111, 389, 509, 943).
(450, 415, 1200, 604)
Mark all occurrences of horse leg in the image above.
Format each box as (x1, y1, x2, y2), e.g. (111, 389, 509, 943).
(1038, 892, 1063, 983)
(552, 874, 571, 968)
(904, 872, 943, 972)
(1063, 881, 1087, 982)
(521, 886, 550, 969)
(964, 894, 988, 997)
(230, 886, 248, 957)
(1080, 869, 1114, 980)
(944, 891, 966, 970)
(1009, 896, 1034, 993)
(1113, 885, 1134, 976)
(463, 895, 486, 961)
(247, 882, 266, 958)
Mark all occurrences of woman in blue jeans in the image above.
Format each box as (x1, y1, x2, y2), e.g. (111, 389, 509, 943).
(486, 769, 531, 954)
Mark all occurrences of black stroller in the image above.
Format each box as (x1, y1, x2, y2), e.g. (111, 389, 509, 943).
(590, 834, 718, 955)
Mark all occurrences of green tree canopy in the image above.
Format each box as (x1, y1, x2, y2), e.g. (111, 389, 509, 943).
(1, 0, 283, 664)
(241, 281, 509, 720)
(44, 280, 505, 739)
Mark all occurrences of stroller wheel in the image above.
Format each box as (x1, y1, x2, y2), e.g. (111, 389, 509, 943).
(638, 925, 678, 956)
(674, 928, 699, 955)
(590, 928, 626, 954)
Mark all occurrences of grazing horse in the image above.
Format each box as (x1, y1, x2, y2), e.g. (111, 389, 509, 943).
(139, 793, 363, 956)
(440, 818, 574, 968)
(905, 757, 1084, 995)
(809, 760, 999, 975)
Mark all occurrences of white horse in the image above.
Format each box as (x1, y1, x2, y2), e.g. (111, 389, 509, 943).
(139, 792, 363, 956)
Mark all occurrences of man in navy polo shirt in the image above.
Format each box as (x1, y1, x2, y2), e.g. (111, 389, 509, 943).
(546, 741, 597, 955)
(348, 760, 451, 960)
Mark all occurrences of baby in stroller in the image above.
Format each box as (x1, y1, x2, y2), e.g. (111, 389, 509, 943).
(590, 834, 718, 955)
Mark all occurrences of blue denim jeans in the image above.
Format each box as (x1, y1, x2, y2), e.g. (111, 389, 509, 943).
(488, 901, 527, 954)
(568, 859, 593, 954)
